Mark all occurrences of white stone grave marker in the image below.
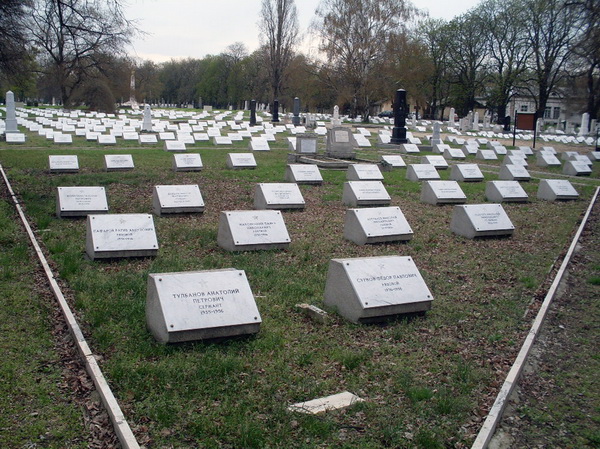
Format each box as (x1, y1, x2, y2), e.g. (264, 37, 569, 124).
(342, 181, 391, 207)
(173, 153, 203, 172)
(421, 180, 467, 205)
(217, 210, 290, 251)
(450, 204, 514, 238)
(406, 164, 441, 181)
(562, 160, 592, 176)
(152, 185, 204, 216)
(450, 164, 484, 182)
(49, 155, 79, 173)
(324, 255, 433, 323)
(139, 134, 158, 145)
(380, 155, 406, 168)
(537, 179, 578, 201)
(344, 206, 413, 245)
(346, 164, 384, 181)
(86, 213, 158, 259)
(104, 154, 134, 171)
(485, 181, 528, 202)
(498, 164, 531, 181)
(56, 186, 108, 217)
(254, 183, 305, 210)
(146, 269, 261, 343)
(226, 153, 256, 169)
(164, 140, 187, 152)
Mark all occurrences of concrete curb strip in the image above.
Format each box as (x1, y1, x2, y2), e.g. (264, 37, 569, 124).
(0, 164, 140, 449)
(471, 185, 600, 449)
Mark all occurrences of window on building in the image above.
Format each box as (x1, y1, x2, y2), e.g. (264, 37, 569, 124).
(553, 107, 560, 119)
(544, 107, 551, 118)
(520, 105, 528, 112)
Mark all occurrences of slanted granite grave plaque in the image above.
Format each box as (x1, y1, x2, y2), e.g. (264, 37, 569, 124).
(537, 179, 578, 201)
(443, 147, 466, 160)
(476, 150, 498, 161)
(249, 138, 270, 151)
(5, 133, 26, 144)
(56, 186, 108, 217)
(450, 204, 514, 238)
(485, 181, 528, 202)
(380, 155, 406, 169)
(53, 133, 73, 144)
(213, 136, 233, 145)
(562, 160, 592, 176)
(342, 181, 391, 207)
(346, 164, 384, 181)
(104, 154, 134, 171)
(421, 155, 448, 170)
(254, 183, 305, 210)
(146, 269, 261, 343)
(217, 210, 290, 251)
(343, 206, 413, 245)
(498, 164, 531, 181)
(536, 152, 561, 167)
(226, 153, 257, 169)
(284, 164, 323, 184)
(49, 155, 79, 173)
(153, 185, 204, 216)
(164, 140, 187, 152)
(139, 134, 158, 145)
(400, 143, 420, 154)
(98, 135, 117, 145)
(324, 255, 433, 323)
(86, 213, 158, 259)
(450, 164, 484, 182)
(421, 180, 467, 205)
(406, 164, 441, 181)
(173, 153, 203, 171)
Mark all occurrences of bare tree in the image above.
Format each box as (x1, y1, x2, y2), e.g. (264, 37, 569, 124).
(313, 0, 415, 120)
(522, 0, 581, 119)
(0, 0, 33, 86)
(29, 0, 137, 107)
(258, 0, 299, 102)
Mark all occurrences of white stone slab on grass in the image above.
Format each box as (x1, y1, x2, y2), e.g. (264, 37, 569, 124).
(562, 160, 592, 176)
(164, 140, 187, 152)
(56, 186, 108, 217)
(346, 164, 384, 181)
(284, 164, 323, 184)
(450, 204, 514, 239)
(104, 154, 134, 171)
(217, 210, 290, 251)
(226, 153, 257, 169)
(254, 183, 305, 210)
(476, 150, 498, 161)
(173, 153, 203, 171)
(343, 206, 413, 245)
(498, 164, 531, 181)
(86, 213, 158, 259)
(324, 255, 433, 323)
(342, 181, 391, 207)
(443, 147, 466, 160)
(288, 392, 364, 414)
(406, 164, 441, 181)
(421, 155, 448, 170)
(152, 185, 205, 216)
(536, 153, 561, 167)
(139, 134, 158, 145)
(380, 155, 406, 168)
(421, 180, 467, 205)
(537, 179, 579, 201)
(249, 138, 270, 151)
(5, 133, 25, 144)
(146, 269, 261, 344)
(49, 155, 79, 173)
(450, 164, 484, 182)
(485, 181, 528, 202)
(400, 143, 420, 154)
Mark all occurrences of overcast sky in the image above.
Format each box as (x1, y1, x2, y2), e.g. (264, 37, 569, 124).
(123, 0, 481, 63)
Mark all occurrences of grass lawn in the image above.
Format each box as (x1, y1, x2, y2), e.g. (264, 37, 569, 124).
(1, 123, 598, 448)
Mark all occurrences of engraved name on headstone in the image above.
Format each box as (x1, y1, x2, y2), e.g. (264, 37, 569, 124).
(56, 186, 108, 217)
(217, 210, 291, 251)
(152, 185, 205, 216)
(450, 204, 514, 239)
(254, 183, 305, 210)
(344, 206, 413, 245)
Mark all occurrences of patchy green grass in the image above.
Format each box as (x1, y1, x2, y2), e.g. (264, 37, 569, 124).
(0, 125, 599, 448)
(0, 199, 87, 449)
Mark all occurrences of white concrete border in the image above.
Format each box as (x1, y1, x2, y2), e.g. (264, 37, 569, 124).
(471, 186, 600, 449)
(0, 164, 140, 449)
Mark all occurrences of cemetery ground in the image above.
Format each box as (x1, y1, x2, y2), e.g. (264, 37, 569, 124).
(0, 125, 599, 448)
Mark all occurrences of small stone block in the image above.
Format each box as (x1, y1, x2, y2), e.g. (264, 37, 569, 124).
(344, 206, 413, 244)
(217, 210, 291, 251)
(254, 183, 305, 210)
(295, 303, 328, 324)
(342, 181, 391, 207)
(421, 180, 467, 205)
(288, 392, 364, 414)
(450, 164, 484, 182)
(450, 204, 514, 239)
(485, 181, 528, 202)
(537, 179, 578, 201)
(284, 164, 323, 184)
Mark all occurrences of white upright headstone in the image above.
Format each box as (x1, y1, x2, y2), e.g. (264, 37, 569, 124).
(332, 105, 342, 127)
(4, 91, 18, 133)
(430, 122, 442, 145)
(579, 112, 590, 136)
(324, 255, 433, 323)
(448, 108, 455, 124)
(146, 269, 261, 343)
(142, 104, 153, 132)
